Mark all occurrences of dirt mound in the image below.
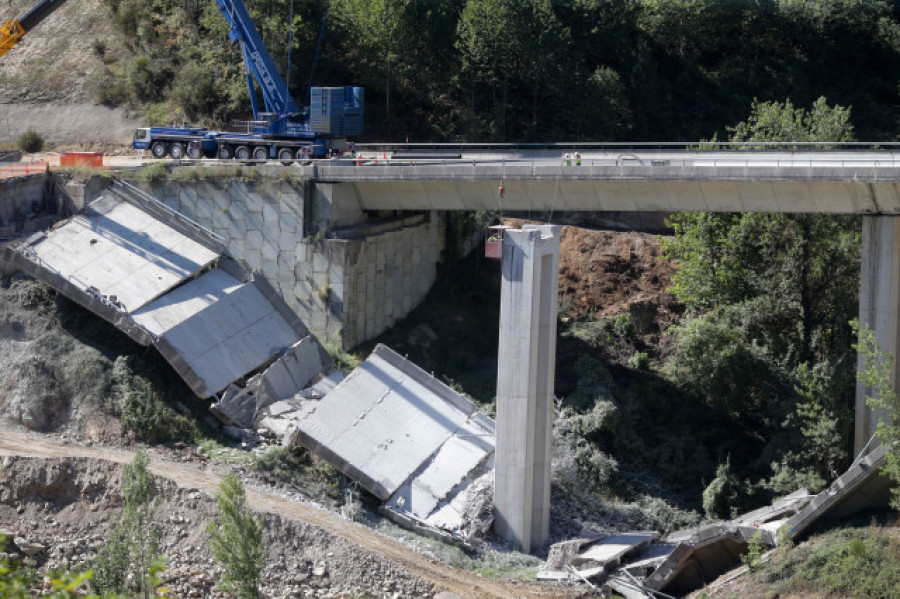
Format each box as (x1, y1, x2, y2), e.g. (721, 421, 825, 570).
(558, 226, 678, 320)
(0, 455, 435, 597)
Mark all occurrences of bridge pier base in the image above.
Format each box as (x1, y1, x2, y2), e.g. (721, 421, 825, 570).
(493, 224, 561, 553)
(855, 215, 900, 454)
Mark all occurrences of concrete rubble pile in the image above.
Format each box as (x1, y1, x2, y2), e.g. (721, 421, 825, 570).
(540, 443, 893, 597)
(1, 179, 497, 543)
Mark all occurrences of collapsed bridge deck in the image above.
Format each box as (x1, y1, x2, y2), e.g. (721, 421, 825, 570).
(2, 180, 308, 398)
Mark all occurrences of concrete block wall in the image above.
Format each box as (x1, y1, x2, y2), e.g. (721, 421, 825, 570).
(139, 178, 443, 349)
(339, 215, 445, 348)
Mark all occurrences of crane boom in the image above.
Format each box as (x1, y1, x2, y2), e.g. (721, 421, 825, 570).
(213, 0, 300, 118)
(1, 0, 68, 58)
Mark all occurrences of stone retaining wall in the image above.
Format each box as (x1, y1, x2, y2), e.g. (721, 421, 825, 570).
(138, 178, 443, 348)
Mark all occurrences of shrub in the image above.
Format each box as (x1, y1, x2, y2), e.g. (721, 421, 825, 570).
(207, 473, 265, 599)
(628, 351, 650, 370)
(106, 356, 196, 443)
(702, 461, 741, 519)
(140, 162, 168, 183)
(18, 129, 44, 153)
(612, 313, 635, 338)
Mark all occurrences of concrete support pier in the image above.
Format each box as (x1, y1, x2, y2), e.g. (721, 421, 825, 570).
(855, 215, 900, 453)
(494, 224, 561, 553)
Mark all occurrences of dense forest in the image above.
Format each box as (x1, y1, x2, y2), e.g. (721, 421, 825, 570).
(98, 0, 900, 142)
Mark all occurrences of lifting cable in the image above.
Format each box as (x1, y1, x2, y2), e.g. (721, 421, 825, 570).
(308, 0, 331, 90)
(546, 176, 560, 225)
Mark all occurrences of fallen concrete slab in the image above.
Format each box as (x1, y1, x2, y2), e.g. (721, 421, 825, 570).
(292, 344, 493, 501)
(212, 336, 334, 429)
(285, 344, 496, 542)
(2, 182, 314, 401)
(645, 524, 748, 596)
(11, 190, 223, 312)
(784, 443, 892, 541)
(573, 531, 660, 570)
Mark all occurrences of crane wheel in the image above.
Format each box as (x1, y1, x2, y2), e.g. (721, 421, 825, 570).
(169, 143, 185, 159)
(253, 147, 268, 161)
(235, 146, 251, 160)
(150, 142, 168, 159)
(218, 146, 233, 160)
(278, 148, 294, 165)
(187, 147, 201, 159)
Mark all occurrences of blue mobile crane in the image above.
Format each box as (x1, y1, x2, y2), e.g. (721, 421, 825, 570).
(131, 0, 363, 161)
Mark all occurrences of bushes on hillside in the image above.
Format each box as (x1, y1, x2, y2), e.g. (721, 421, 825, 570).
(17, 129, 43, 153)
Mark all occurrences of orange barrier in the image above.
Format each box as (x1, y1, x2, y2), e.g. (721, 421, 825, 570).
(0, 161, 49, 180)
(59, 152, 104, 168)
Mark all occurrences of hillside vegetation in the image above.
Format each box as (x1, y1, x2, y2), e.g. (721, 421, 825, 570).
(21, 0, 898, 142)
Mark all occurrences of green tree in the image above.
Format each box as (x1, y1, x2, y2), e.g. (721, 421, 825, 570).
(92, 449, 166, 598)
(456, 0, 569, 140)
(207, 472, 266, 599)
(730, 97, 854, 146)
(853, 319, 900, 510)
(663, 97, 859, 485)
(1, 536, 96, 598)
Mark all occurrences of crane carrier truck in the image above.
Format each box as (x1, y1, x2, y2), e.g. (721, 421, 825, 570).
(1, 0, 362, 161)
(130, 0, 363, 162)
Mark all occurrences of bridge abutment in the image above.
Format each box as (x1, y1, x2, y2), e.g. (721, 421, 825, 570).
(855, 215, 900, 453)
(135, 178, 448, 349)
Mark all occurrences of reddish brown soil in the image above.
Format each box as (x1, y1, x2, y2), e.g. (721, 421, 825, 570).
(504, 218, 684, 363)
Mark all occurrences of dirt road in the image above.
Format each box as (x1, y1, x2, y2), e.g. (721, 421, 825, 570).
(0, 427, 578, 598)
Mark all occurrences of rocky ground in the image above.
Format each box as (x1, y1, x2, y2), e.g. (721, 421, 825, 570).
(0, 429, 584, 598)
(0, 454, 433, 598)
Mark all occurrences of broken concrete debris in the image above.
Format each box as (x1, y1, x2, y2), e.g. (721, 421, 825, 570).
(1, 180, 497, 544)
(784, 442, 891, 541)
(210, 335, 334, 429)
(542, 442, 894, 597)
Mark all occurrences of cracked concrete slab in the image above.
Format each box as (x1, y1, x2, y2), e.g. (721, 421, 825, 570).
(16, 193, 220, 312)
(2, 183, 312, 401)
(292, 344, 493, 501)
(785, 443, 892, 541)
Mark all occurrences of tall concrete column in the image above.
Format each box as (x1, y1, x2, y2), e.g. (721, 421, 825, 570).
(494, 224, 561, 553)
(855, 215, 900, 454)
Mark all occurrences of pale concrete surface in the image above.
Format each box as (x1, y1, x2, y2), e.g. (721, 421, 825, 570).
(21, 193, 219, 311)
(494, 225, 561, 553)
(307, 161, 900, 214)
(573, 532, 660, 569)
(292, 344, 490, 501)
(136, 178, 446, 349)
(855, 215, 900, 453)
(385, 423, 493, 520)
(132, 268, 304, 397)
(3, 187, 312, 401)
(253, 336, 333, 411)
(785, 443, 892, 541)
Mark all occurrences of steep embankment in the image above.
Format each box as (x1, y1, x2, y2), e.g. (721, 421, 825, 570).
(0, 0, 143, 145)
(0, 427, 581, 598)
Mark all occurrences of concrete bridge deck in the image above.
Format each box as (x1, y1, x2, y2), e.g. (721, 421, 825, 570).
(300, 150, 900, 214)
